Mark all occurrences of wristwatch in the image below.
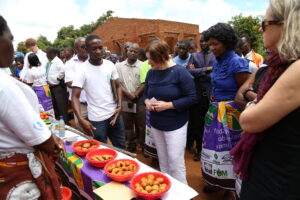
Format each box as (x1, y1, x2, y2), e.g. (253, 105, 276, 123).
(116, 104, 121, 108)
(246, 100, 256, 108)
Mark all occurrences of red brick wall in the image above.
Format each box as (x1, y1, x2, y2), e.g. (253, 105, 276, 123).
(92, 17, 200, 55)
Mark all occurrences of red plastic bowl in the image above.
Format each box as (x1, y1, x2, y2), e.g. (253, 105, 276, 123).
(104, 159, 140, 182)
(62, 186, 72, 200)
(71, 140, 100, 156)
(130, 172, 171, 200)
(86, 148, 118, 168)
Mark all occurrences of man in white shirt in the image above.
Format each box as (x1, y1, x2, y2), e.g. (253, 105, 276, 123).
(72, 35, 125, 149)
(46, 47, 69, 124)
(116, 43, 145, 152)
(20, 38, 48, 82)
(65, 37, 88, 132)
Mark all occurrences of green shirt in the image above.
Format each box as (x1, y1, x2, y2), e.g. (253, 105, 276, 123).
(139, 60, 151, 83)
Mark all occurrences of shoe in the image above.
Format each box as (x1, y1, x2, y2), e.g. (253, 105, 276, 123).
(193, 152, 201, 161)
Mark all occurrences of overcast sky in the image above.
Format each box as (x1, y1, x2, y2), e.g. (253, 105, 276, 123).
(0, 0, 269, 46)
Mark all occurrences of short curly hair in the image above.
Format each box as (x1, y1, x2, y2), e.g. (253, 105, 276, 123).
(205, 23, 238, 51)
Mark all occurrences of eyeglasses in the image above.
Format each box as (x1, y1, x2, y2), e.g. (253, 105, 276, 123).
(80, 45, 86, 49)
(261, 20, 283, 31)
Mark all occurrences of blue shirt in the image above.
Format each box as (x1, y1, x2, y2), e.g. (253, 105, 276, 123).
(144, 65, 197, 131)
(14, 67, 22, 78)
(211, 51, 250, 101)
(172, 54, 191, 68)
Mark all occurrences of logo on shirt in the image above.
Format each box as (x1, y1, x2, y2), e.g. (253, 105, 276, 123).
(33, 119, 44, 131)
(106, 74, 111, 81)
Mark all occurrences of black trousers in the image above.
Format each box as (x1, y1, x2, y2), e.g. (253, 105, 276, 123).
(186, 93, 210, 153)
(50, 84, 69, 124)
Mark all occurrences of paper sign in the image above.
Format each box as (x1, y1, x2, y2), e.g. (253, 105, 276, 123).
(93, 181, 136, 200)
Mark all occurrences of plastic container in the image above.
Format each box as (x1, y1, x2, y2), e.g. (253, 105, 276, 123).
(62, 186, 72, 200)
(130, 172, 171, 200)
(104, 159, 140, 182)
(72, 140, 101, 156)
(59, 116, 65, 137)
(86, 148, 118, 168)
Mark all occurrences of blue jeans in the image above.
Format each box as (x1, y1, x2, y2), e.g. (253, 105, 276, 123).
(89, 115, 126, 149)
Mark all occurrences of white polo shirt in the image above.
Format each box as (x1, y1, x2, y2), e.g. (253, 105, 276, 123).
(46, 56, 65, 86)
(65, 55, 87, 102)
(0, 70, 51, 154)
(72, 59, 118, 121)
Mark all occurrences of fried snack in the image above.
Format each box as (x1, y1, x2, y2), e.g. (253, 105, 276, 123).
(107, 160, 137, 176)
(129, 164, 136, 172)
(76, 141, 98, 151)
(91, 154, 113, 161)
(107, 164, 116, 172)
(134, 175, 168, 194)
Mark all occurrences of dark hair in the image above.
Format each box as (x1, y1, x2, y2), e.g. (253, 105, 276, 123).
(46, 47, 58, 55)
(138, 48, 147, 61)
(178, 39, 191, 48)
(205, 23, 238, 50)
(0, 15, 8, 36)
(200, 31, 207, 39)
(64, 47, 74, 54)
(146, 40, 169, 64)
(28, 53, 41, 67)
(15, 57, 24, 64)
(240, 34, 252, 46)
(85, 34, 101, 46)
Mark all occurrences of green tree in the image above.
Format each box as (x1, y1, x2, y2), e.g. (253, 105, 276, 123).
(53, 10, 113, 50)
(37, 35, 52, 50)
(228, 14, 265, 57)
(16, 41, 28, 55)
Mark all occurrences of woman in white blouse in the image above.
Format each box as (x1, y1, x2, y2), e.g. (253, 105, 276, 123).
(27, 53, 54, 114)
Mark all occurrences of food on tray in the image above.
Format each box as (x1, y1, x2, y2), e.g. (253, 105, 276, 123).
(40, 112, 49, 120)
(107, 160, 137, 175)
(134, 175, 167, 194)
(90, 155, 113, 161)
(75, 141, 97, 150)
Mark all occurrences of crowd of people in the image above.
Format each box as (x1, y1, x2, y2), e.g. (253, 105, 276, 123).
(1, 0, 300, 199)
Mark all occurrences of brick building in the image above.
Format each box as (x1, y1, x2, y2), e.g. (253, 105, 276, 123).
(92, 17, 200, 55)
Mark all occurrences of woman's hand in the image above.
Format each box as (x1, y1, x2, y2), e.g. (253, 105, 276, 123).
(145, 99, 155, 111)
(152, 101, 174, 112)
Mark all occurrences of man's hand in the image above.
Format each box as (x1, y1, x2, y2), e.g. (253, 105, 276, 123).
(110, 107, 122, 126)
(79, 118, 96, 137)
(128, 93, 137, 101)
(189, 64, 196, 69)
(152, 101, 174, 112)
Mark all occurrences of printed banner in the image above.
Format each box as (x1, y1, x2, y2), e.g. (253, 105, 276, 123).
(201, 101, 242, 184)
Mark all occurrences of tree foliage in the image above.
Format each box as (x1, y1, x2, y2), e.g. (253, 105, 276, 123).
(17, 41, 28, 55)
(16, 10, 113, 51)
(53, 10, 113, 50)
(37, 35, 52, 51)
(228, 14, 265, 56)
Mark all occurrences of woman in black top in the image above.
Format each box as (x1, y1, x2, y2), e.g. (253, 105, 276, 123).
(231, 0, 300, 199)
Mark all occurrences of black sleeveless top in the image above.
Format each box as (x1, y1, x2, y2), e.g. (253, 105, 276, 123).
(240, 108, 300, 200)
